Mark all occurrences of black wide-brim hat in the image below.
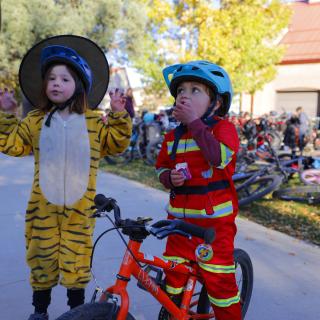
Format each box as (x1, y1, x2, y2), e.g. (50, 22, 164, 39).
(19, 35, 109, 109)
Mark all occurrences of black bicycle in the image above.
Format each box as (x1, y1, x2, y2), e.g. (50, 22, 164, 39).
(272, 185, 320, 204)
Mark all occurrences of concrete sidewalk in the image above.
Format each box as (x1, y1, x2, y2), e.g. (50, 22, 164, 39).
(0, 153, 319, 319)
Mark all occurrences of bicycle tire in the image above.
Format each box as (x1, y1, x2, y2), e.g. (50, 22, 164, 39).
(233, 170, 260, 182)
(146, 138, 163, 166)
(272, 186, 320, 204)
(277, 153, 293, 161)
(236, 174, 282, 207)
(300, 169, 320, 185)
(195, 248, 253, 319)
(104, 150, 132, 165)
(55, 302, 135, 320)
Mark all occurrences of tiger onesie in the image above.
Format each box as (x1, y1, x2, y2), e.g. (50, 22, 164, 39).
(0, 108, 131, 290)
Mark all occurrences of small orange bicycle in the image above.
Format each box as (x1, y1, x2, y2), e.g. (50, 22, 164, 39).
(56, 194, 253, 320)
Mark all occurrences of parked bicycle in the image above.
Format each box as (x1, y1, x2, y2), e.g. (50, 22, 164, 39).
(104, 118, 146, 165)
(272, 185, 320, 204)
(56, 195, 253, 320)
(234, 138, 316, 207)
(145, 119, 178, 166)
(300, 168, 320, 185)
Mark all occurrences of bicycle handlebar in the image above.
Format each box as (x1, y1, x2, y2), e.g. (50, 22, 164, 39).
(148, 220, 215, 244)
(92, 194, 215, 243)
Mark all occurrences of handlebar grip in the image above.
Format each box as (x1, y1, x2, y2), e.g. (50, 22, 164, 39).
(151, 220, 215, 244)
(176, 220, 215, 244)
(94, 194, 109, 208)
(94, 194, 121, 225)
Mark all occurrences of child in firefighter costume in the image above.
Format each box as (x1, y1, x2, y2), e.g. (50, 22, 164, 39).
(0, 35, 132, 320)
(156, 61, 241, 320)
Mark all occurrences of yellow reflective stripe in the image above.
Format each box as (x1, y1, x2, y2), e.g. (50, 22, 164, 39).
(163, 255, 189, 264)
(166, 284, 184, 295)
(208, 291, 240, 307)
(218, 144, 234, 169)
(213, 201, 233, 218)
(198, 262, 236, 274)
(156, 167, 170, 178)
(168, 204, 206, 214)
(167, 200, 233, 219)
(167, 139, 200, 154)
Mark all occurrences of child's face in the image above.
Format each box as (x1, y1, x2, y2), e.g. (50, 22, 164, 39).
(176, 81, 212, 118)
(45, 65, 76, 105)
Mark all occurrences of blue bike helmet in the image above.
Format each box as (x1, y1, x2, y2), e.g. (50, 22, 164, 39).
(41, 45, 92, 93)
(143, 112, 155, 124)
(163, 61, 233, 115)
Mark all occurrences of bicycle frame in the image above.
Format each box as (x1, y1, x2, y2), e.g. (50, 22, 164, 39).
(100, 239, 212, 320)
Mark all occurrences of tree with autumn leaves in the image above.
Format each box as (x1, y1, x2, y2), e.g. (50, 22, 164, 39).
(1, 0, 291, 112)
(0, 0, 148, 87)
(136, 0, 292, 111)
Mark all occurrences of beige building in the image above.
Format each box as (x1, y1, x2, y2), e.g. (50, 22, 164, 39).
(242, 1, 320, 118)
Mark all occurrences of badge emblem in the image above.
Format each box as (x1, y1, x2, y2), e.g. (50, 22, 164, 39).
(195, 243, 213, 262)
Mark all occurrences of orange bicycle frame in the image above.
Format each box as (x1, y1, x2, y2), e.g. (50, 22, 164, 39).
(99, 239, 210, 320)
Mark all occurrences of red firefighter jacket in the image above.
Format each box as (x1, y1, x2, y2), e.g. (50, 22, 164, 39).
(156, 117, 239, 221)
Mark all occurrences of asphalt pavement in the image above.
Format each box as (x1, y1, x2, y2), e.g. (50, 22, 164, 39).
(0, 153, 319, 320)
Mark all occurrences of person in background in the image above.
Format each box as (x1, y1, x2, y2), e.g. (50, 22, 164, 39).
(283, 114, 300, 153)
(125, 87, 135, 118)
(296, 106, 309, 153)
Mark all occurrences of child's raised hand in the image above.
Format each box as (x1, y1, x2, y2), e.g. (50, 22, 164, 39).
(0, 88, 18, 115)
(170, 169, 185, 187)
(173, 100, 198, 124)
(109, 88, 126, 112)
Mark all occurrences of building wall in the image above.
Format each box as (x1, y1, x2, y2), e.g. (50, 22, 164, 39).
(241, 63, 320, 117)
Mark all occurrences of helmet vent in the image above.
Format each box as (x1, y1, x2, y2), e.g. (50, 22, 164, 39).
(211, 71, 224, 78)
(177, 66, 183, 72)
(191, 66, 199, 70)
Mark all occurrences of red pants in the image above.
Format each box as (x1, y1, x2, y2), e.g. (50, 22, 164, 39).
(163, 214, 242, 320)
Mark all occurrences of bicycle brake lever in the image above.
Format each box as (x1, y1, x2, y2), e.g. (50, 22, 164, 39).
(90, 210, 107, 218)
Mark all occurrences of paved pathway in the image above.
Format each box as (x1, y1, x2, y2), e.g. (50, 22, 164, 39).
(0, 153, 319, 319)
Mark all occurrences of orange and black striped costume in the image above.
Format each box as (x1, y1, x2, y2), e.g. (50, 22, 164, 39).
(0, 108, 131, 290)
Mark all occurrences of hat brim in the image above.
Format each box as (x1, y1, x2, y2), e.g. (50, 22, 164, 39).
(19, 35, 109, 109)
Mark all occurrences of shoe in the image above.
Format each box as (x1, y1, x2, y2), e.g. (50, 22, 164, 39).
(28, 313, 49, 320)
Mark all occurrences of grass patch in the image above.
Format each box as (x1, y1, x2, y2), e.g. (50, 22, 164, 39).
(100, 159, 320, 246)
(100, 159, 165, 191)
(240, 198, 319, 246)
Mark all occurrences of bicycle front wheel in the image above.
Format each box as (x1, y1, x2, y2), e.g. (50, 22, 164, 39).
(234, 248, 253, 317)
(236, 174, 283, 207)
(55, 302, 136, 320)
(146, 138, 163, 166)
(272, 186, 320, 204)
(104, 150, 132, 165)
(300, 169, 320, 185)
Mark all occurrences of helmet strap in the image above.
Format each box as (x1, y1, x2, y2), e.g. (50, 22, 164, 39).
(201, 95, 217, 123)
